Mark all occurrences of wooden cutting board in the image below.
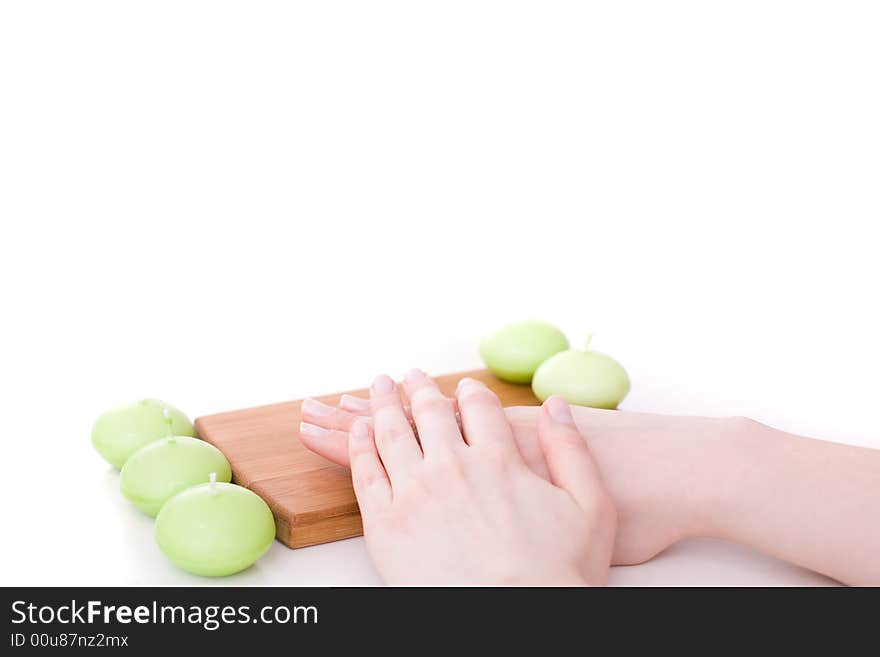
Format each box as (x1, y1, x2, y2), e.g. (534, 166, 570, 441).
(194, 369, 540, 548)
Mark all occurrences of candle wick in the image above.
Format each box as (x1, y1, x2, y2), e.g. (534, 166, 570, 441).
(209, 472, 218, 495)
(584, 334, 593, 350)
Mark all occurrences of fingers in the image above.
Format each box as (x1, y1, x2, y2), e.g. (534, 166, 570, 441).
(455, 377, 520, 458)
(537, 396, 608, 512)
(402, 368, 465, 456)
(340, 394, 371, 414)
(348, 420, 391, 515)
(504, 406, 551, 480)
(301, 398, 361, 432)
(343, 394, 462, 431)
(301, 374, 465, 467)
(317, 396, 418, 433)
(299, 422, 351, 467)
(370, 374, 423, 485)
(300, 403, 549, 478)
(342, 393, 412, 419)
(308, 396, 418, 433)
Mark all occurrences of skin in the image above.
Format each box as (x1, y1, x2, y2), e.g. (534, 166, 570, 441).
(301, 373, 880, 586)
(302, 369, 616, 586)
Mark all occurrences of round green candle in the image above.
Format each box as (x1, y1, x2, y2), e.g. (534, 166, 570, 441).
(479, 320, 569, 383)
(532, 339, 630, 409)
(120, 436, 232, 517)
(92, 399, 195, 469)
(155, 479, 276, 577)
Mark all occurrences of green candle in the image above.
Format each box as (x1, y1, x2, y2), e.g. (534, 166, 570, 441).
(531, 338, 630, 409)
(155, 478, 276, 577)
(479, 320, 569, 383)
(92, 399, 195, 469)
(120, 436, 232, 517)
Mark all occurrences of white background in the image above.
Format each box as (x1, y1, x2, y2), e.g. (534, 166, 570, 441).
(1, 1, 877, 586)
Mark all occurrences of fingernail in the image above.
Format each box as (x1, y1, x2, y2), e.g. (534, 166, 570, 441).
(340, 394, 370, 412)
(545, 396, 576, 426)
(301, 398, 334, 417)
(351, 419, 370, 440)
(300, 422, 330, 438)
(372, 374, 395, 394)
(457, 377, 482, 391)
(404, 368, 428, 384)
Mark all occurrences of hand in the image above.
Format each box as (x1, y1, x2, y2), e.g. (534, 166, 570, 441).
(303, 377, 880, 585)
(332, 369, 616, 585)
(302, 380, 726, 566)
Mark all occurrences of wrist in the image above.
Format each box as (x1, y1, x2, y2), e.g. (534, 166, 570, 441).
(695, 415, 777, 541)
(576, 409, 734, 564)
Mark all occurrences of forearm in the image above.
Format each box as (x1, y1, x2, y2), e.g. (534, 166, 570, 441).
(567, 407, 880, 584)
(700, 418, 880, 586)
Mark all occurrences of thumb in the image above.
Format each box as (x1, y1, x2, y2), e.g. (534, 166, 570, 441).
(537, 396, 608, 512)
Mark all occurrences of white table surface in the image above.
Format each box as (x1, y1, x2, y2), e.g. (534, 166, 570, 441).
(1, 1, 878, 587)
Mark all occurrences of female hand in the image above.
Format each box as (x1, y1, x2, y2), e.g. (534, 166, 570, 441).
(303, 375, 880, 585)
(333, 369, 616, 586)
(302, 382, 725, 566)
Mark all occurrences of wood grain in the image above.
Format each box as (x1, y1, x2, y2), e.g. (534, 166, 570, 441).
(194, 369, 540, 548)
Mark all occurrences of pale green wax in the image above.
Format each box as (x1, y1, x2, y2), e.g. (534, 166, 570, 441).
(92, 399, 195, 469)
(479, 320, 569, 383)
(155, 482, 276, 577)
(532, 347, 630, 409)
(120, 436, 232, 517)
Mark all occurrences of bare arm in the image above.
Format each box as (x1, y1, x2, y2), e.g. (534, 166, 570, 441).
(693, 418, 880, 586)
(301, 391, 880, 585)
(565, 409, 880, 585)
